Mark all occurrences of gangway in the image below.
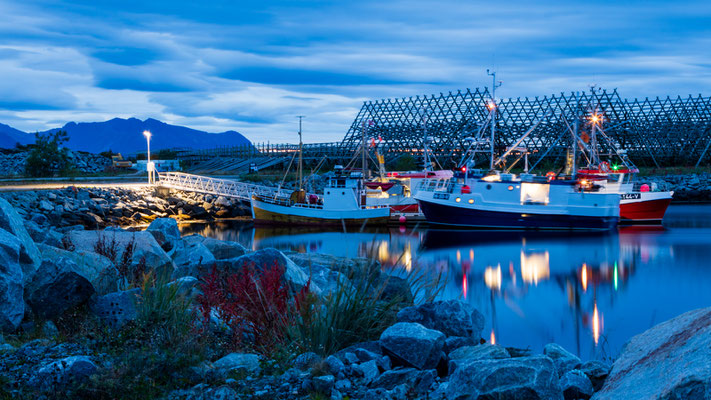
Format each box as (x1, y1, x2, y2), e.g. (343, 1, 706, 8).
(156, 171, 284, 201)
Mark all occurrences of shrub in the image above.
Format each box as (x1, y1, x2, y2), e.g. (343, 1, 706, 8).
(197, 262, 309, 357)
(24, 130, 72, 177)
(289, 262, 403, 357)
(93, 232, 145, 288)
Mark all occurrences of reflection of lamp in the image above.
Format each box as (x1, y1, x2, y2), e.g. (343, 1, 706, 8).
(484, 265, 502, 290)
(593, 303, 602, 345)
(520, 251, 550, 285)
(581, 264, 588, 292)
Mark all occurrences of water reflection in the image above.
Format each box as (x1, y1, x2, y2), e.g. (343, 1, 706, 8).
(180, 205, 711, 360)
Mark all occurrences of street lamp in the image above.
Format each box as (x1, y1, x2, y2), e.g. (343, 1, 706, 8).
(143, 130, 154, 184)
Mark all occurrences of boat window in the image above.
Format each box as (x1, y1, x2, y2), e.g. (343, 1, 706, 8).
(520, 183, 549, 205)
(486, 184, 492, 190)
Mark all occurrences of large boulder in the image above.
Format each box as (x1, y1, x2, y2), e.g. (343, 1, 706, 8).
(212, 353, 260, 376)
(0, 197, 41, 281)
(446, 355, 563, 400)
(91, 289, 140, 329)
(561, 370, 594, 400)
(31, 355, 98, 388)
(183, 235, 247, 260)
(68, 230, 174, 278)
(544, 343, 582, 377)
(210, 248, 313, 293)
(145, 218, 181, 251)
(397, 300, 485, 339)
(593, 307, 711, 400)
(171, 240, 216, 278)
(0, 229, 24, 332)
(448, 344, 510, 373)
(379, 322, 445, 370)
(25, 258, 96, 320)
(37, 244, 119, 295)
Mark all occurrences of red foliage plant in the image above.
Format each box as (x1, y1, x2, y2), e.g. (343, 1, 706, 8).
(197, 260, 310, 356)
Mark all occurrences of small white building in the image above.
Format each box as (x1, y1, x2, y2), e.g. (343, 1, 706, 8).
(135, 159, 181, 172)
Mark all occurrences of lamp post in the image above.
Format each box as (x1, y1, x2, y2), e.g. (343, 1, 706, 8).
(143, 130, 153, 184)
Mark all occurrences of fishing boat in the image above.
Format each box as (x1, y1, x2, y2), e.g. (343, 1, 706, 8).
(251, 168, 390, 226)
(250, 119, 389, 226)
(414, 72, 620, 230)
(572, 106, 673, 224)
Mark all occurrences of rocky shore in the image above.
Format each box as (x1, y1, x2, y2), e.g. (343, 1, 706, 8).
(0, 149, 111, 176)
(0, 194, 710, 399)
(645, 173, 711, 202)
(0, 186, 251, 230)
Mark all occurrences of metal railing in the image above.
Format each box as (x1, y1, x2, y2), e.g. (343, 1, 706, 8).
(157, 171, 284, 200)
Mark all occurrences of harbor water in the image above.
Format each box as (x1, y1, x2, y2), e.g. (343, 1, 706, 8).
(181, 204, 711, 361)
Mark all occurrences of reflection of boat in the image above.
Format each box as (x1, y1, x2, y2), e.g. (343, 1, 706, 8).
(420, 228, 613, 250)
(251, 168, 390, 226)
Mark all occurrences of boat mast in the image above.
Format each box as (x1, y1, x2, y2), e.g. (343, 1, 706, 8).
(361, 120, 368, 179)
(421, 107, 430, 172)
(487, 69, 502, 170)
(297, 115, 304, 190)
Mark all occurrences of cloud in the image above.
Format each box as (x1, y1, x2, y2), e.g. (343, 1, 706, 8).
(0, 0, 709, 142)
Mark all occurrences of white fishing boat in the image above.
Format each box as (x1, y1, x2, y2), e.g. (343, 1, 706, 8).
(251, 168, 390, 226)
(414, 71, 620, 230)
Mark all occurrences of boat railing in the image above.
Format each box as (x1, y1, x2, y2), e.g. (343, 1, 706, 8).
(417, 178, 453, 193)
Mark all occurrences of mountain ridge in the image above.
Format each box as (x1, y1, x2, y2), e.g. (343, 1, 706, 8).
(0, 118, 251, 154)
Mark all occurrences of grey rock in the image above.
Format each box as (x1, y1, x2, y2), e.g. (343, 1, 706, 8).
(343, 352, 359, 365)
(33, 355, 98, 387)
(91, 289, 140, 329)
(325, 355, 345, 376)
(446, 355, 563, 400)
(0, 229, 23, 331)
(37, 244, 119, 295)
(201, 237, 247, 260)
(39, 199, 53, 211)
(358, 360, 380, 384)
(294, 351, 322, 371)
(213, 353, 260, 376)
(171, 240, 216, 278)
(212, 248, 313, 293)
(379, 322, 445, 370)
(25, 258, 95, 320)
(579, 360, 610, 391)
(561, 370, 594, 400)
(355, 348, 380, 363)
(444, 335, 477, 353)
(0, 343, 14, 352)
(214, 196, 231, 208)
(68, 230, 174, 278)
(396, 300, 485, 340)
(448, 344, 511, 373)
(335, 379, 352, 391)
(0, 197, 41, 281)
(146, 217, 181, 251)
(42, 321, 59, 338)
(370, 368, 420, 390)
(592, 307, 711, 400)
(313, 374, 335, 394)
(544, 343, 582, 376)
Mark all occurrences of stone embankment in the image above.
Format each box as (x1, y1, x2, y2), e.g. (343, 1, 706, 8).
(643, 173, 711, 202)
(0, 189, 709, 398)
(0, 186, 250, 230)
(0, 150, 111, 176)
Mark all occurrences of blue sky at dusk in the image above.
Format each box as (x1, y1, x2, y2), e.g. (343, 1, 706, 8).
(0, 0, 709, 142)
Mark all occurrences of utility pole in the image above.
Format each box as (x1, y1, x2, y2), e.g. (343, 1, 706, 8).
(297, 116, 304, 190)
(487, 69, 502, 170)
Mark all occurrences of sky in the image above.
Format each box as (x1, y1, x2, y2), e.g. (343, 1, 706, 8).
(0, 0, 710, 143)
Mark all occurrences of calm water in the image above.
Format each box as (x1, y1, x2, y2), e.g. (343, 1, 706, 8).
(180, 204, 711, 361)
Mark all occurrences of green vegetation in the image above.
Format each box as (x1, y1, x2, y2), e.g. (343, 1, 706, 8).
(391, 153, 417, 171)
(24, 130, 72, 177)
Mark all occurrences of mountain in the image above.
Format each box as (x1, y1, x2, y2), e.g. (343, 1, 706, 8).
(0, 118, 251, 154)
(0, 123, 34, 149)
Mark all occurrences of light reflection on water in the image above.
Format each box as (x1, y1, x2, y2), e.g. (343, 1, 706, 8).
(180, 204, 711, 361)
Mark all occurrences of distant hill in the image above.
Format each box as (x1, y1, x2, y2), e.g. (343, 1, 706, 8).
(0, 123, 34, 149)
(0, 118, 251, 154)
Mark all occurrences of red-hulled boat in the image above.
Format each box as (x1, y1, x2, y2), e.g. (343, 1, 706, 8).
(577, 164, 672, 223)
(365, 170, 454, 214)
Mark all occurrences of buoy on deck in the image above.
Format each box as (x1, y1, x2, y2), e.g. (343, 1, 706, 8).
(399, 215, 406, 224)
(640, 184, 650, 192)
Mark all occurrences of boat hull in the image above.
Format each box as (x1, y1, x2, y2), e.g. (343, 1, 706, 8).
(417, 199, 618, 230)
(620, 197, 673, 223)
(251, 198, 390, 226)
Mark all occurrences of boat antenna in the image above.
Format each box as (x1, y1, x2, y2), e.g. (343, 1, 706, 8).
(297, 115, 304, 190)
(487, 69, 502, 170)
(361, 120, 372, 179)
